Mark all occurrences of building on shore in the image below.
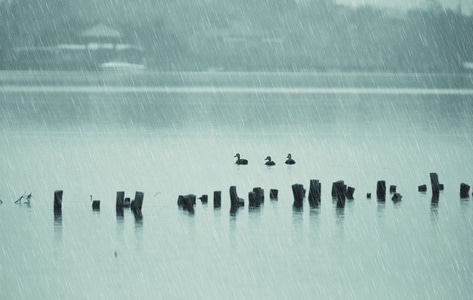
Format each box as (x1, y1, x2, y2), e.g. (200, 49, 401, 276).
(10, 23, 144, 71)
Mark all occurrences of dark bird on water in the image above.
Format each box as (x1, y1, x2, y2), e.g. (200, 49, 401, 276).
(265, 156, 276, 166)
(234, 153, 248, 165)
(285, 153, 296, 165)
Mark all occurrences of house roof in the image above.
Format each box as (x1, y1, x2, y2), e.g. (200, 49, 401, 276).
(81, 24, 121, 38)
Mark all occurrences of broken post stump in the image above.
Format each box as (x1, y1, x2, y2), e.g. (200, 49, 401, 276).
(345, 186, 355, 200)
(199, 194, 208, 204)
(270, 189, 279, 199)
(308, 179, 321, 207)
(178, 194, 196, 213)
(367, 193, 372, 199)
(460, 183, 470, 198)
(230, 186, 244, 213)
(214, 191, 221, 208)
(116, 191, 125, 209)
(377, 180, 386, 200)
(248, 191, 257, 208)
(92, 200, 100, 210)
(131, 192, 144, 217)
(333, 180, 346, 208)
(292, 184, 304, 208)
(253, 187, 264, 206)
(54, 190, 63, 213)
(430, 173, 440, 196)
(418, 184, 427, 192)
(392, 193, 402, 202)
(389, 185, 397, 194)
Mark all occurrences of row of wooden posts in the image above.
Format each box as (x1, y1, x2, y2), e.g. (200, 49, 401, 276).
(51, 173, 472, 215)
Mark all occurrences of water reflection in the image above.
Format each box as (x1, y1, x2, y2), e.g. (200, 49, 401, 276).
(430, 196, 439, 224)
(377, 201, 385, 218)
(335, 207, 345, 226)
(53, 211, 62, 243)
(292, 206, 304, 246)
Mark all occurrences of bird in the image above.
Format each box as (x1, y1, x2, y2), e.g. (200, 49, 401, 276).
(285, 153, 296, 165)
(234, 153, 248, 165)
(265, 156, 276, 166)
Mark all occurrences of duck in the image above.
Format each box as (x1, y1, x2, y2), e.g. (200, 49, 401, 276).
(234, 153, 248, 165)
(265, 156, 276, 166)
(285, 153, 296, 165)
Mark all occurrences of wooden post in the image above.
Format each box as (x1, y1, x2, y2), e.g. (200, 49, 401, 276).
(230, 186, 243, 213)
(308, 179, 321, 207)
(116, 191, 125, 209)
(392, 193, 402, 202)
(430, 173, 440, 196)
(253, 187, 264, 206)
(331, 182, 336, 197)
(270, 189, 278, 199)
(177, 194, 196, 212)
(132, 191, 144, 218)
(460, 183, 470, 198)
(92, 200, 100, 210)
(367, 193, 371, 199)
(334, 180, 346, 208)
(376, 180, 386, 200)
(214, 191, 221, 208)
(418, 184, 427, 192)
(389, 185, 397, 194)
(54, 190, 63, 213)
(292, 184, 304, 208)
(199, 194, 208, 204)
(124, 197, 131, 208)
(345, 186, 355, 199)
(248, 191, 257, 208)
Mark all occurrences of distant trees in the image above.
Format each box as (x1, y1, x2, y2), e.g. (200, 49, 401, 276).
(1, 0, 472, 71)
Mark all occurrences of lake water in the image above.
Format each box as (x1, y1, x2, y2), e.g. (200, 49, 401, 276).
(1, 71, 473, 299)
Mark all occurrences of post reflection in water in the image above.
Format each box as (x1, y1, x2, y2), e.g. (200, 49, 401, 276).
(53, 211, 62, 245)
(430, 196, 440, 223)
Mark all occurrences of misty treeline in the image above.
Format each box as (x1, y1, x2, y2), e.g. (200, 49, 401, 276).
(0, 0, 472, 71)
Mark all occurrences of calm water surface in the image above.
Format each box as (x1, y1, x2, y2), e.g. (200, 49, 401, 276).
(0, 72, 472, 299)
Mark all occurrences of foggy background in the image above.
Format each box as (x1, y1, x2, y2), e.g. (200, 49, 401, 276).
(0, 0, 471, 71)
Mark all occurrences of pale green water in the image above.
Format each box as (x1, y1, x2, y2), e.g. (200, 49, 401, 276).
(0, 72, 472, 299)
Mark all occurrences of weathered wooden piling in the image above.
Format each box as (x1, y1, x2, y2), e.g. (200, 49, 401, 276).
(389, 185, 397, 194)
(116, 191, 125, 209)
(123, 197, 131, 208)
(248, 191, 258, 208)
(392, 193, 402, 202)
(430, 173, 440, 196)
(213, 191, 221, 208)
(418, 184, 427, 192)
(178, 194, 196, 213)
(460, 183, 470, 198)
(367, 193, 371, 199)
(308, 179, 321, 207)
(292, 184, 304, 208)
(230, 186, 244, 213)
(376, 180, 386, 200)
(253, 187, 264, 206)
(333, 180, 346, 208)
(92, 200, 100, 210)
(131, 192, 144, 217)
(54, 190, 63, 212)
(270, 189, 279, 199)
(345, 186, 355, 200)
(199, 194, 208, 204)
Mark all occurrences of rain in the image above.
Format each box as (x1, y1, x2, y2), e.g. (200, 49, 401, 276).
(1, 0, 473, 299)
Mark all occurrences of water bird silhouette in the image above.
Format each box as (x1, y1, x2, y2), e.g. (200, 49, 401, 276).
(265, 156, 276, 166)
(234, 153, 248, 165)
(285, 153, 296, 165)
